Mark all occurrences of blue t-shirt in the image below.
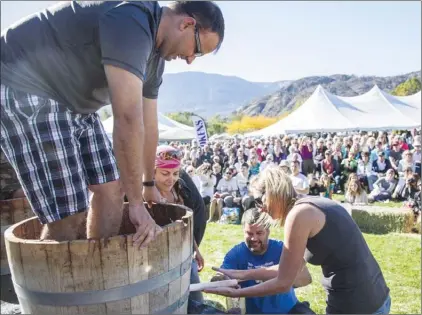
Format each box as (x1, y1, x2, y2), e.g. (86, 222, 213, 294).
(221, 240, 298, 314)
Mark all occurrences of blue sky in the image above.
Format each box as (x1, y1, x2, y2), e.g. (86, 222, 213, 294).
(2, 1, 421, 82)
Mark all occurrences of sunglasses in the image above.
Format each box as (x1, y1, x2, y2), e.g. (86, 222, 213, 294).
(187, 13, 203, 57)
(157, 150, 183, 161)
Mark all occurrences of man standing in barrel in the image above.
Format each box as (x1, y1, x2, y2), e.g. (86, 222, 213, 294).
(1, 1, 225, 247)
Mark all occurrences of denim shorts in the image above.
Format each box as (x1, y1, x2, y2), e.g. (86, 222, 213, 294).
(373, 295, 391, 314)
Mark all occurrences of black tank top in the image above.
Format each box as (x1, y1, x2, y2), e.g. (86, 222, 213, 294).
(296, 196, 389, 314)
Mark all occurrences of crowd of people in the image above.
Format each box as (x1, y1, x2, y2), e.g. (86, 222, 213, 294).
(165, 129, 422, 221)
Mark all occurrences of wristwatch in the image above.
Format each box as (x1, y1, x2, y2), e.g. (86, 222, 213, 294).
(143, 180, 155, 187)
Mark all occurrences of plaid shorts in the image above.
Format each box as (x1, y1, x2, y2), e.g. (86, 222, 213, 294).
(0, 85, 120, 223)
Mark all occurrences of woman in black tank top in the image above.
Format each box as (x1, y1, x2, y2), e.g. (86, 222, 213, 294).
(206, 167, 391, 314)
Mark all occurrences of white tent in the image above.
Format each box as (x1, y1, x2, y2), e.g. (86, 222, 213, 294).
(102, 113, 196, 142)
(246, 85, 421, 137)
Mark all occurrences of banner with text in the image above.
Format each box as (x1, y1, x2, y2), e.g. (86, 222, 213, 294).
(191, 115, 208, 148)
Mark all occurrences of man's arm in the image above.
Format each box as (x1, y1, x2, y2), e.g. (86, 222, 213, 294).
(105, 65, 159, 248)
(141, 98, 162, 206)
(142, 98, 159, 183)
(105, 65, 144, 203)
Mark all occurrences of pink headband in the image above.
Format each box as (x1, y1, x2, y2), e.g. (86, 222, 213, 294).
(155, 145, 182, 169)
(155, 158, 181, 169)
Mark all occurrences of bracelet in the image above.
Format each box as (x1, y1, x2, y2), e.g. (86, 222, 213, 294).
(143, 180, 155, 187)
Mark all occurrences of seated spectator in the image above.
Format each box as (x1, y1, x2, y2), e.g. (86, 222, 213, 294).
(370, 140, 386, 163)
(318, 174, 335, 199)
(260, 154, 275, 172)
(351, 143, 361, 160)
(345, 177, 368, 205)
(279, 160, 291, 175)
(400, 174, 421, 211)
(389, 139, 403, 170)
(366, 136, 376, 152)
(321, 150, 341, 191)
(393, 168, 417, 199)
(234, 163, 255, 213)
(368, 169, 397, 202)
(290, 160, 310, 195)
(209, 168, 239, 222)
(212, 163, 222, 191)
(357, 151, 372, 191)
(368, 151, 392, 190)
(308, 174, 322, 196)
(340, 151, 358, 192)
(211, 208, 314, 315)
(272, 144, 286, 164)
(341, 136, 352, 159)
(287, 150, 303, 171)
(234, 151, 247, 172)
(412, 139, 421, 163)
(313, 138, 327, 175)
(248, 156, 261, 179)
(186, 165, 201, 192)
(332, 142, 343, 164)
(398, 150, 416, 174)
(398, 135, 409, 151)
(196, 162, 217, 206)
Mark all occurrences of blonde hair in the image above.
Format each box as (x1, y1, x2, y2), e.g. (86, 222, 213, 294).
(346, 178, 363, 196)
(249, 167, 297, 226)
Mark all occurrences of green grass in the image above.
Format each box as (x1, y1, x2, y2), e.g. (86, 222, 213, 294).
(198, 223, 421, 314)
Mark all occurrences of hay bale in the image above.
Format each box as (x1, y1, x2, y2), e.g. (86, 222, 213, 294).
(351, 205, 418, 234)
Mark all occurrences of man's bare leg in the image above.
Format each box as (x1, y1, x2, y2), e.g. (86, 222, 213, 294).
(40, 212, 86, 241)
(87, 180, 124, 239)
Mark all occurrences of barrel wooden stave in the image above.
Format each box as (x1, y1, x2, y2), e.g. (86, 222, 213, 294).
(5, 203, 193, 315)
(0, 197, 33, 276)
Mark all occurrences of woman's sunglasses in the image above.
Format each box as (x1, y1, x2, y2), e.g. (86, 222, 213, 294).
(157, 150, 183, 161)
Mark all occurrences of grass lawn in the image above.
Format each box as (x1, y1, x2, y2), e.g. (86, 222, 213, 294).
(198, 223, 421, 314)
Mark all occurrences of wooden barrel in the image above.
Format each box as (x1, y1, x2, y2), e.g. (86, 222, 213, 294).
(0, 197, 33, 275)
(5, 203, 193, 314)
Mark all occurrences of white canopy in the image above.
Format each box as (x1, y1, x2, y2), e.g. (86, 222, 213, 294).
(102, 113, 196, 142)
(246, 85, 421, 137)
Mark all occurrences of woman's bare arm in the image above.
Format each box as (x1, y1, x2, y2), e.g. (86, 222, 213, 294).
(234, 204, 314, 297)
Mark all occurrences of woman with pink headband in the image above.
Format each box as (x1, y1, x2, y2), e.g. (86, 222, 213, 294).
(154, 145, 207, 313)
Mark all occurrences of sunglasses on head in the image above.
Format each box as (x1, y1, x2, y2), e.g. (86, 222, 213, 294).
(157, 150, 183, 161)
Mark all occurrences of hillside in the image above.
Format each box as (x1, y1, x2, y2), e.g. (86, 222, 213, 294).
(158, 72, 289, 117)
(239, 71, 421, 117)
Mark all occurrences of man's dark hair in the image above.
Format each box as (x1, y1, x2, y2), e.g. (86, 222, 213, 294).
(169, 1, 225, 52)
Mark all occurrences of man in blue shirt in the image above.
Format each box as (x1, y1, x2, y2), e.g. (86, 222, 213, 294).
(211, 208, 315, 314)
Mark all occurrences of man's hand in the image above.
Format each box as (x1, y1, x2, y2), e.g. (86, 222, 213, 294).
(143, 186, 164, 207)
(194, 248, 205, 272)
(211, 267, 247, 281)
(129, 203, 162, 249)
(203, 286, 241, 297)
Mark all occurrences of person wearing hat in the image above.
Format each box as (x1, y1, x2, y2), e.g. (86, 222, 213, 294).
(370, 140, 387, 164)
(279, 160, 291, 175)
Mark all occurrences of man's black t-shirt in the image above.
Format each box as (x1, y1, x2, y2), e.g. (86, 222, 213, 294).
(1, 1, 165, 114)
